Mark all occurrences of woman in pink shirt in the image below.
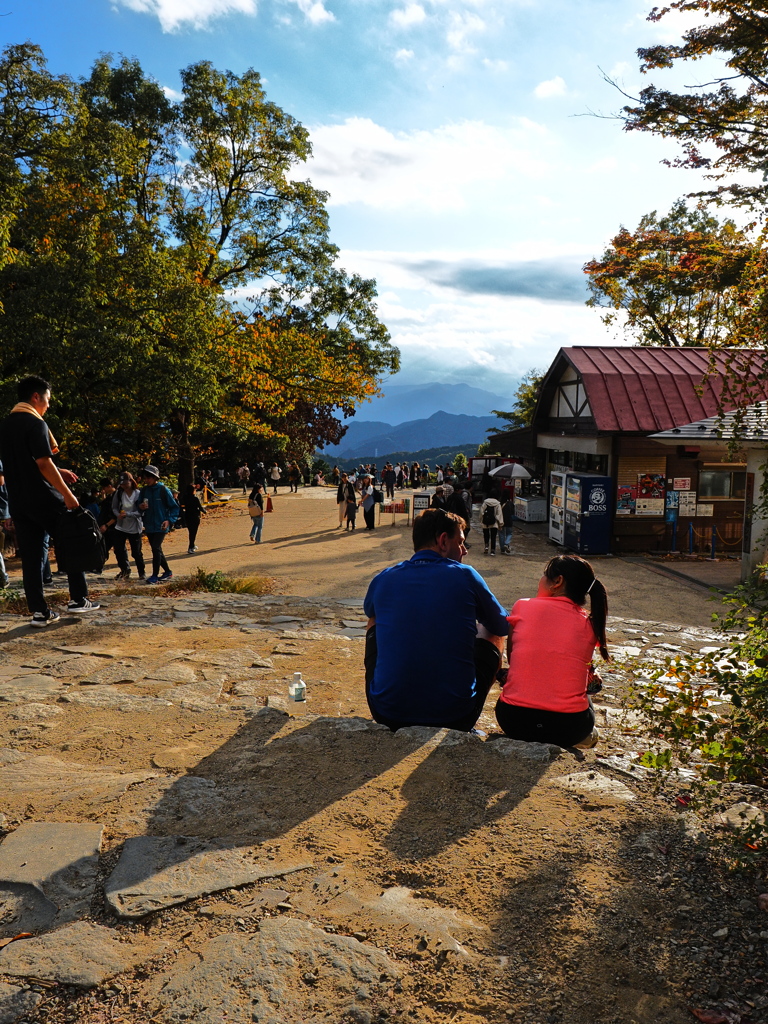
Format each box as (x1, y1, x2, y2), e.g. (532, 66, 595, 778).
(495, 554, 609, 748)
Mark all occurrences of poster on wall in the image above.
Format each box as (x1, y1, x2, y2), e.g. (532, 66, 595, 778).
(673, 477, 691, 491)
(696, 503, 714, 517)
(679, 491, 697, 515)
(636, 497, 665, 516)
(637, 472, 666, 499)
(666, 490, 679, 509)
(616, 486, 637, 515)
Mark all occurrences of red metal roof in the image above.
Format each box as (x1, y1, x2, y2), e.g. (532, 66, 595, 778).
(559, 347, 768, 433)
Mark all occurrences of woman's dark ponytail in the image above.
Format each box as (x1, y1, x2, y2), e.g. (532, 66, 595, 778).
(544, 554, 609, 661)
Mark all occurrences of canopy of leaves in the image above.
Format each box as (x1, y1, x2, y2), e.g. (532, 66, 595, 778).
(621, 1, 768, 209)
(583, 201, 753, 346)
(487, 369, 544, 429)
(0, 44, 398, 477)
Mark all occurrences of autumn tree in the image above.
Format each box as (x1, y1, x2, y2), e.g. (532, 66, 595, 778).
(0, 45, 397, 485)
(486, 369, 545, 430)
(583, 201, 752, 346)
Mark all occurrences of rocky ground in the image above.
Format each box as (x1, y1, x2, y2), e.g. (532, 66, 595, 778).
(0, 492, 765, 1024)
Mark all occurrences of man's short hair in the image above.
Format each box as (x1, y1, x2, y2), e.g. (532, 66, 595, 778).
(412, 508, 466, 551)
(17, 376, 51, 402)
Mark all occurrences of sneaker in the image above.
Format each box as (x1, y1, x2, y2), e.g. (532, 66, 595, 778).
(145, 575, 159, 584)
(114, 570, 129, 580)
(573, 728, 599, 750)
(158, 570, 173, 581)
(30, 609, 60, 627)
(67, 598, 101, 613)
(188, 546, 198, 553)
(138, 573, 146, 581)
(483, 547, 488, 555)
(490, 551, 496, 556)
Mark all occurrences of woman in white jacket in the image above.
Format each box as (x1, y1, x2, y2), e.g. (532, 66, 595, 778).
(480, 491, 504, 556)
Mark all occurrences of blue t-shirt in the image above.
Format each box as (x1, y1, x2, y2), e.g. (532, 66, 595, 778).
(364, 550, 509, 725)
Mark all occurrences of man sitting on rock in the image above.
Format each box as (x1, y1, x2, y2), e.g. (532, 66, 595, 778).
(364, 508, 508, 731)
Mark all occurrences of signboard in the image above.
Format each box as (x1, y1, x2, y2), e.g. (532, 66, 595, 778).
(635, 498, 664, 516)
(412, 493, 431, 514)
(679, 491, 697, 516)
(673, 477, 691, 491)
(616, 485, 636, 515)
(696, 503, 714, 517)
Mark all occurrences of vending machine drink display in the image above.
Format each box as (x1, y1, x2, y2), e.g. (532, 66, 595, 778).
(548, 471, 566, 544)
(563, 474, 612, 555)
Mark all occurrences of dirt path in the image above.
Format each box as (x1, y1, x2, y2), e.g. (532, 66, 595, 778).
(0, 489, 762, 1024)
(159, 486, 719, 626)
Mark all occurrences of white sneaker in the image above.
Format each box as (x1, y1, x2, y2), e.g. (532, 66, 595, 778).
(67, 598, 101, 613)
(30, 609, 60, 627)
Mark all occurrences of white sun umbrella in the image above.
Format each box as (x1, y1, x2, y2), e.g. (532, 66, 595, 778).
(487, 462, 531, 480)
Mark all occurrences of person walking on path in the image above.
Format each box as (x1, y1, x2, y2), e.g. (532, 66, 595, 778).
(359, 475, 377, 531)
(98, 479, 118, 567)
(288, 461, 301, 493)
(0, 375, 100, 625)
(269, 463, 281, 494)
(336, 472, 352, 528)
(480, 491, 503, 556)
(237, 463, 250, 494)
(138, 465, 179, 584)
(0, 459, 10, 588)
(112, 472, 145, 580)
(248, 482, 265, 543)
(500, 493, 515, 555)
(180, 484, 206, 553)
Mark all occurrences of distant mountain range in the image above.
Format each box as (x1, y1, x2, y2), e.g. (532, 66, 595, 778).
(321, 410, 506, 461)
(354, 382, 511, 425)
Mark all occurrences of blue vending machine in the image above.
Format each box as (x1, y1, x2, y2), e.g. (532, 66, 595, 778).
(563, 473, 612, 555)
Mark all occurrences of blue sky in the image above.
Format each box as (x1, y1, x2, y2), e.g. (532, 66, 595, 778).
(4, 0, 719, 401)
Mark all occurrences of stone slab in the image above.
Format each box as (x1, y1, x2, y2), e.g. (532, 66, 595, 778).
(0, 756, 156, 809)
(6, 703, 62, 722)
(0, 921, 152, 988)
(0, 676, 65, 704)
(105, 836, 312, 917)
(63, 689, 172, 712)
(486, 737, 562, 762)
(0, 982, 42, 1023)
(0, 822, 103, 936)
(149, 918, 399, 1024)
(553, 770, 636, 807)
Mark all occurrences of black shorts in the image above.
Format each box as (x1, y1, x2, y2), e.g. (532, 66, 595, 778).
(494, 698, 594, 748)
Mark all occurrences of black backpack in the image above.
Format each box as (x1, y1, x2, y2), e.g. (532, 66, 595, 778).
(482, 503, 497, 526)
(55, 507, 106, 574)
(372, 487, 383, 502)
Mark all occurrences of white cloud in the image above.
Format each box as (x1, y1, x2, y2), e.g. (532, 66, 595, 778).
(340, 248, 607, 388)
(394, 48, 415, 63)
(482, 58, 509, 73)
(162, 85, 183, 101)
(303, 117, 554, 212)
(390, 3, 426, 29)
(534, 75, 566, 99)
(116, 0, 333, 30)
(118, 0, 256, 31)
(446, 10, 485, 52)
(291, 0, 335, 24)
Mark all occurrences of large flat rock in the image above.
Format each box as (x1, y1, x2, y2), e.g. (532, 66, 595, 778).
(0, 822, 103, 936)
(0, 982, 42, 1023)
(105, 836, 311, 917)
(0, 921, 153, 988)
(0, 675, 66, 703)
(149, 917, 399, 1023)
(0, 756, 155, 810)
(553, 770, 636, 807)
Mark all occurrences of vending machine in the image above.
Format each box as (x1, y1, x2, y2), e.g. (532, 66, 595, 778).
(563, 474, 612, 555)
(548, 471, 566, 544)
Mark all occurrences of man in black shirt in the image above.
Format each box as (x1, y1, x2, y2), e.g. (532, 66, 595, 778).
(0, 376, 100, 626)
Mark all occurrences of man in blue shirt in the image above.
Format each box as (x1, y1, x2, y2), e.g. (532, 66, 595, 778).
(364, 508, 509, 731)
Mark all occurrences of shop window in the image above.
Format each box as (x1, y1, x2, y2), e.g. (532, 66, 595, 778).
(698, 469, 746, 499)
(572, 452, 608, 475)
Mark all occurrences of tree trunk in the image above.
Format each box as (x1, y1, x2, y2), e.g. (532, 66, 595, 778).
(170, 409, 195, 492)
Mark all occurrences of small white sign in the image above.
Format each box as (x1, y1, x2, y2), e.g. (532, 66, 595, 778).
(696, 503, 714, 517)
(673, 477, 691, 491)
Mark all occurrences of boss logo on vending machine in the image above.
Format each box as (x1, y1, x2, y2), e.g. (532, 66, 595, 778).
(588, 485, 607, 512)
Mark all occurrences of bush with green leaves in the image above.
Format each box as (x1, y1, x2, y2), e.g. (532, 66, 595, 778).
(630, 567, 768, 856)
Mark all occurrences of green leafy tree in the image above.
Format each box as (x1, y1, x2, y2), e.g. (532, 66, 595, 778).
(453, 452, 468, 474)
(620, 0, 768, 210)
(487, 369, 544, 431)
(0, 45, 398, 487)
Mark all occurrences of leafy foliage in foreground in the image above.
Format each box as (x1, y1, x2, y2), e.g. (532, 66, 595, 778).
(631, 569, 768, 856)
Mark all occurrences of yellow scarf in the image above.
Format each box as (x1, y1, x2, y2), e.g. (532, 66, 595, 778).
(11, 403, 59, 454)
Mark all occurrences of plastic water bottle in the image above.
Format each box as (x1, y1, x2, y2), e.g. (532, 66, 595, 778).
(290, 671, 306, 702)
